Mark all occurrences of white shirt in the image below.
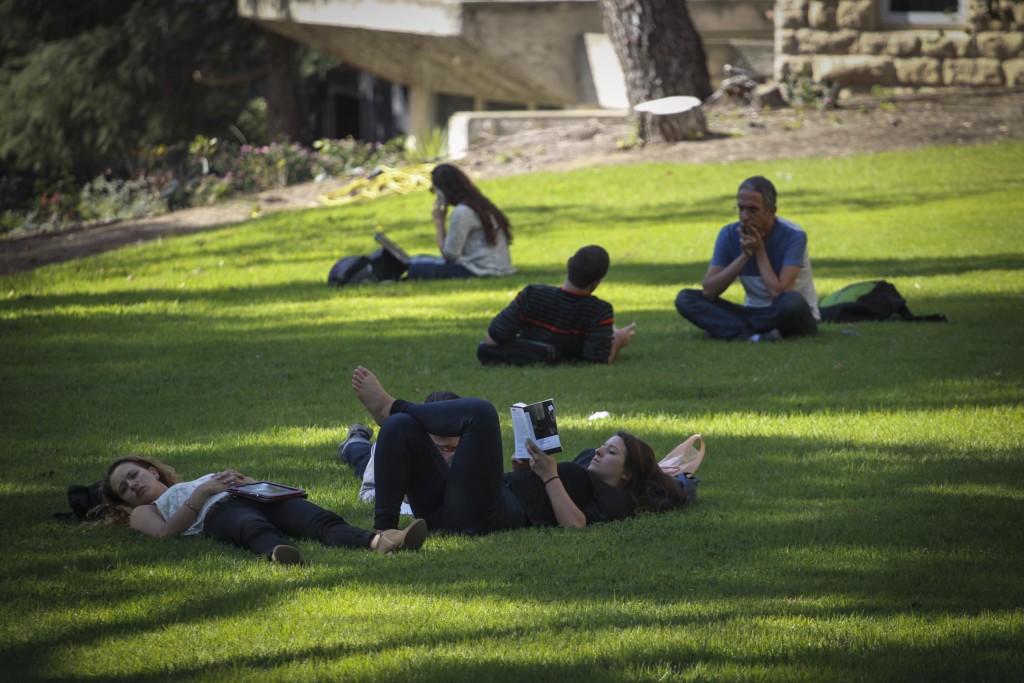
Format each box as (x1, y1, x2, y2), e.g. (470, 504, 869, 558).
(152, 474, 229, 535)
(442, 204, 516, 277)
(359, 444, 413, 516)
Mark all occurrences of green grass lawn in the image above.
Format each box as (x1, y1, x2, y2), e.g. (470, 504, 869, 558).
(2, 141, 1023, 681)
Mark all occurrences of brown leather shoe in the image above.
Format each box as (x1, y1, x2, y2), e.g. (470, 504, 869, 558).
(374, 518, 428, 555)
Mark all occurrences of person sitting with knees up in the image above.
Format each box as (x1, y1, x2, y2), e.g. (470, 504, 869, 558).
(338, 390, 461, 511)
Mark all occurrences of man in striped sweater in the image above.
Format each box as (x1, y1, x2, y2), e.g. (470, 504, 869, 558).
(478, 245, 636, 365)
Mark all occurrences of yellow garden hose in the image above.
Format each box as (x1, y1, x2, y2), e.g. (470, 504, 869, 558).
(318, 163, 435, 206)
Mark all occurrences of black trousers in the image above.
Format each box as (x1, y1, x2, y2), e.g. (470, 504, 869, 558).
(373, 397, 526, 534)
(203, 497, 375, 559)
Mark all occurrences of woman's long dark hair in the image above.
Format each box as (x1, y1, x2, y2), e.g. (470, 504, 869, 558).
(431, 163, 512, 246)
(615, 431, 688, 513)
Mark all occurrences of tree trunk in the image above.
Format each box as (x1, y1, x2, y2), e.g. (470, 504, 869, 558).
(599, 0, 713, 142)
(264, 31, 301, 141)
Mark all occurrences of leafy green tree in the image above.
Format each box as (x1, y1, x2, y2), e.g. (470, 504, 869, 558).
(0, 0, 266, 179)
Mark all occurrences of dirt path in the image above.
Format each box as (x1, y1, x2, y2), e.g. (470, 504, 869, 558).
(0, 179, 353, 275)
(3, 88, 1022, 276)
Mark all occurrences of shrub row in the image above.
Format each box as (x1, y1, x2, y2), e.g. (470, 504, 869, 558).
(1, 135, 413, 236)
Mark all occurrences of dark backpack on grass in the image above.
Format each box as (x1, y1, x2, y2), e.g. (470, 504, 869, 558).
(477, 339, 564, 366)
(327, 248, 407, 286)
(53, 481, 104, 522)
(328, 255, 373, 286)
(820, 280, 946, 323)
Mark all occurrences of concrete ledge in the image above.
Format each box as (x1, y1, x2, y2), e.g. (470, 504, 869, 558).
(240, 0, 460, 36)
(448, 109, 629, 159)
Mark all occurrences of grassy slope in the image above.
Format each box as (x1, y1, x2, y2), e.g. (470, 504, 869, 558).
(1, 142, 1022, 681)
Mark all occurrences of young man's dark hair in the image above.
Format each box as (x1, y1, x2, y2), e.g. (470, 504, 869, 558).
(478, 245, 635, 366)
(567, 245, 610, 289)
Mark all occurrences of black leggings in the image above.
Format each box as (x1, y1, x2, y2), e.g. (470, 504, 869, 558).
(204, 497, 375, 559)
(373, 397, 526, 534)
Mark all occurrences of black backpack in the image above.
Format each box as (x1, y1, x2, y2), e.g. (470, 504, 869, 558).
(477, 339, 564, 366)
(820, 280, 947, 323)
(328, 255, 376, 286)
(54, 481, 104, 521)
(327, 248, 408, 286)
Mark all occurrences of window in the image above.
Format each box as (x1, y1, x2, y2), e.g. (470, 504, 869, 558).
(882, 0, 963, 26)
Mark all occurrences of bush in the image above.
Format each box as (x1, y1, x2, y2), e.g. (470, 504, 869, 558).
(1, 134, 414, 235)
(403, 128, 448, 164)
(77, 173, 171, 222)
(784, 74, 839, 110)
(1, 173, 81, 234)
(188, 136, 409, 200)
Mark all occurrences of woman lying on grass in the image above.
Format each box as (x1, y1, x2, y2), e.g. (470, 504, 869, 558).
(352, 366, 690, 534)
(98, 455, 427, 565)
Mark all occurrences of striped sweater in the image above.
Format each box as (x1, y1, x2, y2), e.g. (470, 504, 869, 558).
(486, 284, 615, 364)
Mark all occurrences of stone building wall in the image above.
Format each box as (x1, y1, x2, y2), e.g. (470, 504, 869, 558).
(773, 0, 1024, 92)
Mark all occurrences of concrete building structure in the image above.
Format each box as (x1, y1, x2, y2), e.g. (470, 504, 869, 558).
(238, 0, 774, 137)
(238, 0, 1023, 151)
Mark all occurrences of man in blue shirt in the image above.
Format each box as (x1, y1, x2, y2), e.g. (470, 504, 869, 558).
(676, 176, 819, 341)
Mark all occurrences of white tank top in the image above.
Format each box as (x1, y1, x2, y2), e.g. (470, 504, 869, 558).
(151, 474, 229, 535)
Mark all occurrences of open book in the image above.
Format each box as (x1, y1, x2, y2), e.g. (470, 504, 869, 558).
(510, 398, 562, 460)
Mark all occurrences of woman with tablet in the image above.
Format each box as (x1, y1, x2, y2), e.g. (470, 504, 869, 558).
(352, 366, 690, 535)
(98, 455, 427, 565)
(405, 163, 516, 280)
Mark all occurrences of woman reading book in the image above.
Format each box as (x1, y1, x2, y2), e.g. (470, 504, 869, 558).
(97, 455, 427, 564)
(405, 163, 516, 280)
(352, 366, 689, 534)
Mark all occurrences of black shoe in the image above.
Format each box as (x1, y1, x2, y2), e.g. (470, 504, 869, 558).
(749, 329, 782, 343)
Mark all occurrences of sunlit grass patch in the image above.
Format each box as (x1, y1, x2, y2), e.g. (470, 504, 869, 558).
(1, 141, 1022, 681)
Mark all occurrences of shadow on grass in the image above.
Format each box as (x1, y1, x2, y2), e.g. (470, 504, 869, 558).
(6, 428, 1022, 679)
(5, 249, 1022, 313)
(3, 288, 1023, 455)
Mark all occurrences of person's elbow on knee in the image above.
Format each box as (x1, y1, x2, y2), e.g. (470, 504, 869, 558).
(700, 287, 719, 302)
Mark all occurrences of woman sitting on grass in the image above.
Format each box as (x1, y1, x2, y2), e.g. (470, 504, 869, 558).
(98, 455, 427, 565)
(405, 163, 516, 280)
(352, 366, 689, 534)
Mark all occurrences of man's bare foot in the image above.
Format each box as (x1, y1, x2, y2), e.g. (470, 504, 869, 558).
(352, 366, 396, 426)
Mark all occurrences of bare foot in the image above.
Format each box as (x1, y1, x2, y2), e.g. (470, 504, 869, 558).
(352, 366, 396, 426)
